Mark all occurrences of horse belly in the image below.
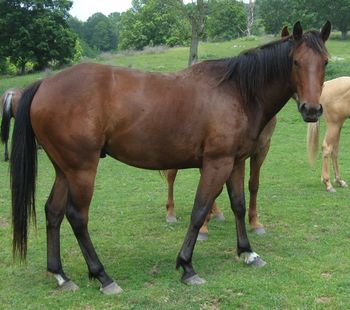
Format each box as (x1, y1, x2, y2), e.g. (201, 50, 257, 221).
(105, 132, 203, 170)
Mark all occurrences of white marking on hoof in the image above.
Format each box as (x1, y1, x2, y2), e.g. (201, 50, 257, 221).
(197, 232, 208, 241)
(57, 280, 79, 291)
(182, 274, 206, 285)
(100, 282, 123, 295)
(241, 252, 266, 267)
(253, 227, 266, 235)
(212, 213, 225, 221)
(166, 215, 177, 223)
(327, 187, 336, 193)
(336, 180, 348, 188)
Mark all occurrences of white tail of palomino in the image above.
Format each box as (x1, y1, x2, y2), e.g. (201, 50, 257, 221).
(307, 120, 320, 165)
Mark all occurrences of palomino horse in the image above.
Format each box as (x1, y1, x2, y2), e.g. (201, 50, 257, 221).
(164, 116, 276, 239)
(10, 21, 330, 294)
(0, 88, 23, 161)
(307, 76, 350, 192)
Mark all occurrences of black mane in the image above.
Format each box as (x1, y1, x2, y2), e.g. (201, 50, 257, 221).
(219, 30, 328, 103)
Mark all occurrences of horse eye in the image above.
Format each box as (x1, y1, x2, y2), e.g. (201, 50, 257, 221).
(293, 60, 299, 67)
(324, 60, 329, 66)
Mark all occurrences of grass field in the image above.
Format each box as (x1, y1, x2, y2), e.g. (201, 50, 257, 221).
(1, 35, 350, 309)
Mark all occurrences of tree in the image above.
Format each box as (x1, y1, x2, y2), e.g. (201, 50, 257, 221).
(0, 0, 77, 73)
(206, 0, 247, 40)
(84, 13, 118, 51)
(119, 0, 190, 50)
(180, 0, 207, 66)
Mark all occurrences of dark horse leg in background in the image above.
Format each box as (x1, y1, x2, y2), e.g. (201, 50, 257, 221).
(248, 117, 276, 234)
(164, 168, 225, 240)
(1, 92, 14, 161)
(166, 116, 276, 237)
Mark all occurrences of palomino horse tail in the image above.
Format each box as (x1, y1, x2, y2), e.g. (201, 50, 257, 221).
(1, 91, 14, 160)
(10, 81, 42, 259)
(307, 119, 320, 164)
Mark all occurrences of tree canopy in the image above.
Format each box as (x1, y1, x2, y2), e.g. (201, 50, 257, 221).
(0, 0, 76, 73)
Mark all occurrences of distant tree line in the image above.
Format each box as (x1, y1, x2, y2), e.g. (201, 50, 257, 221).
(1, 0, 350, 75)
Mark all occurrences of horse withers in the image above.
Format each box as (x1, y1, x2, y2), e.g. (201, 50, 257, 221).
(307, 76, 350, 192)
(10, 21, 330, 294)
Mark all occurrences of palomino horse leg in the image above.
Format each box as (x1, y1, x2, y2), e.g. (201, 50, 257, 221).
(46, 169, 78, 291)
(226, 160, 266, 267)
(322, 122, 342, 192)
(176, 157, 233, 284)
(331, 123, 347, 188)
(65, 168, 121, 295)
(166, 169, 178, 223)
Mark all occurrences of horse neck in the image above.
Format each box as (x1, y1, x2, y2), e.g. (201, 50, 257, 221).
(253, 78, 294, 133)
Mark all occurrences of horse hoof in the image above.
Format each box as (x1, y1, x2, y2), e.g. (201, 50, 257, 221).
(182, 274, 206, 285)
(241, 252, 266, 268)
(100, 282, 123, 295)
(212, 213, 225, 221)
(252, 227, 266, 235)
(197, 232, 208, 241)
(166, 215, 177, 223)
(327, 187, 336, 193)
(58, 280, 79, 292)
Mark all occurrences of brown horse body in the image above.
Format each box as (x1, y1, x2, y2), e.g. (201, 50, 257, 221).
(10, 22, 330, 294)
(308, 76, 350, 191)
(0, 88, 23, 161)
(164, 116, 276, 238)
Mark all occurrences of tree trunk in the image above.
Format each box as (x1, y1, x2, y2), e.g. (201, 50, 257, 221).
(188, 26, 200, 66)
(246, 0, 254, 37)
(341, 30, 347, 40)
(187, 0, 205, 67)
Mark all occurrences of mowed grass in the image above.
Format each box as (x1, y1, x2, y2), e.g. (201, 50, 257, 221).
(1, 36, 350, 309)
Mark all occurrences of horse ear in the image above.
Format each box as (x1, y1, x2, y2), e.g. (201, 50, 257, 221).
(320, 20, 331, 42)
(293, 21, 303, 41)
(281, 26, 289, 37)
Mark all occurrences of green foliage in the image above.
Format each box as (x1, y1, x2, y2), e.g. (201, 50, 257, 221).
(84, 13, 118, 51)
(119, 0, 190, 50)
(0, 0, 77, 73)
(206, 0, 247, 40)
(256, 0, 350, 37)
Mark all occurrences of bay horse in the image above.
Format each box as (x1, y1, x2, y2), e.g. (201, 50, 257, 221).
(307, 76, 350, 192)
(10, 21, 330, 294)
(0, 88, 23, 161)
(163, 116, 276, 239)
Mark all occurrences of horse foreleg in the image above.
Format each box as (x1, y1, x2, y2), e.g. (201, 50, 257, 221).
(4, 141, 9, 161)
(176, 157, 233, 285)
(226, 160, 266, 267)
(65, 168, 121, 295)
(46, 171, 78, 291)
(165, 169, 178, 223)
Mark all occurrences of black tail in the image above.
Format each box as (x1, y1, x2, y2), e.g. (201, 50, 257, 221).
(1, 92, 14, 161)
(10, 81, 42, 260)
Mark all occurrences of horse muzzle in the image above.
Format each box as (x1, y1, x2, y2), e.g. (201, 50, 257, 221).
(298, 102, 323, 122)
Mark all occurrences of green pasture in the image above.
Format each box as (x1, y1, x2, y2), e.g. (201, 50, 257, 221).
(1, 36, 350, 309)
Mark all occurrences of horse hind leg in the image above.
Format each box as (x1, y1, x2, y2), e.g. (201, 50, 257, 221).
(46, 170, 78, 291)
(331, 129, 347, 188)
(322, 122, 342, 192)
(65, 168, 122, 295)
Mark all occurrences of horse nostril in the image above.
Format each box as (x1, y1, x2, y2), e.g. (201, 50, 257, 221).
(318, 104, 323, 115)
(299, 102, 306, 113)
